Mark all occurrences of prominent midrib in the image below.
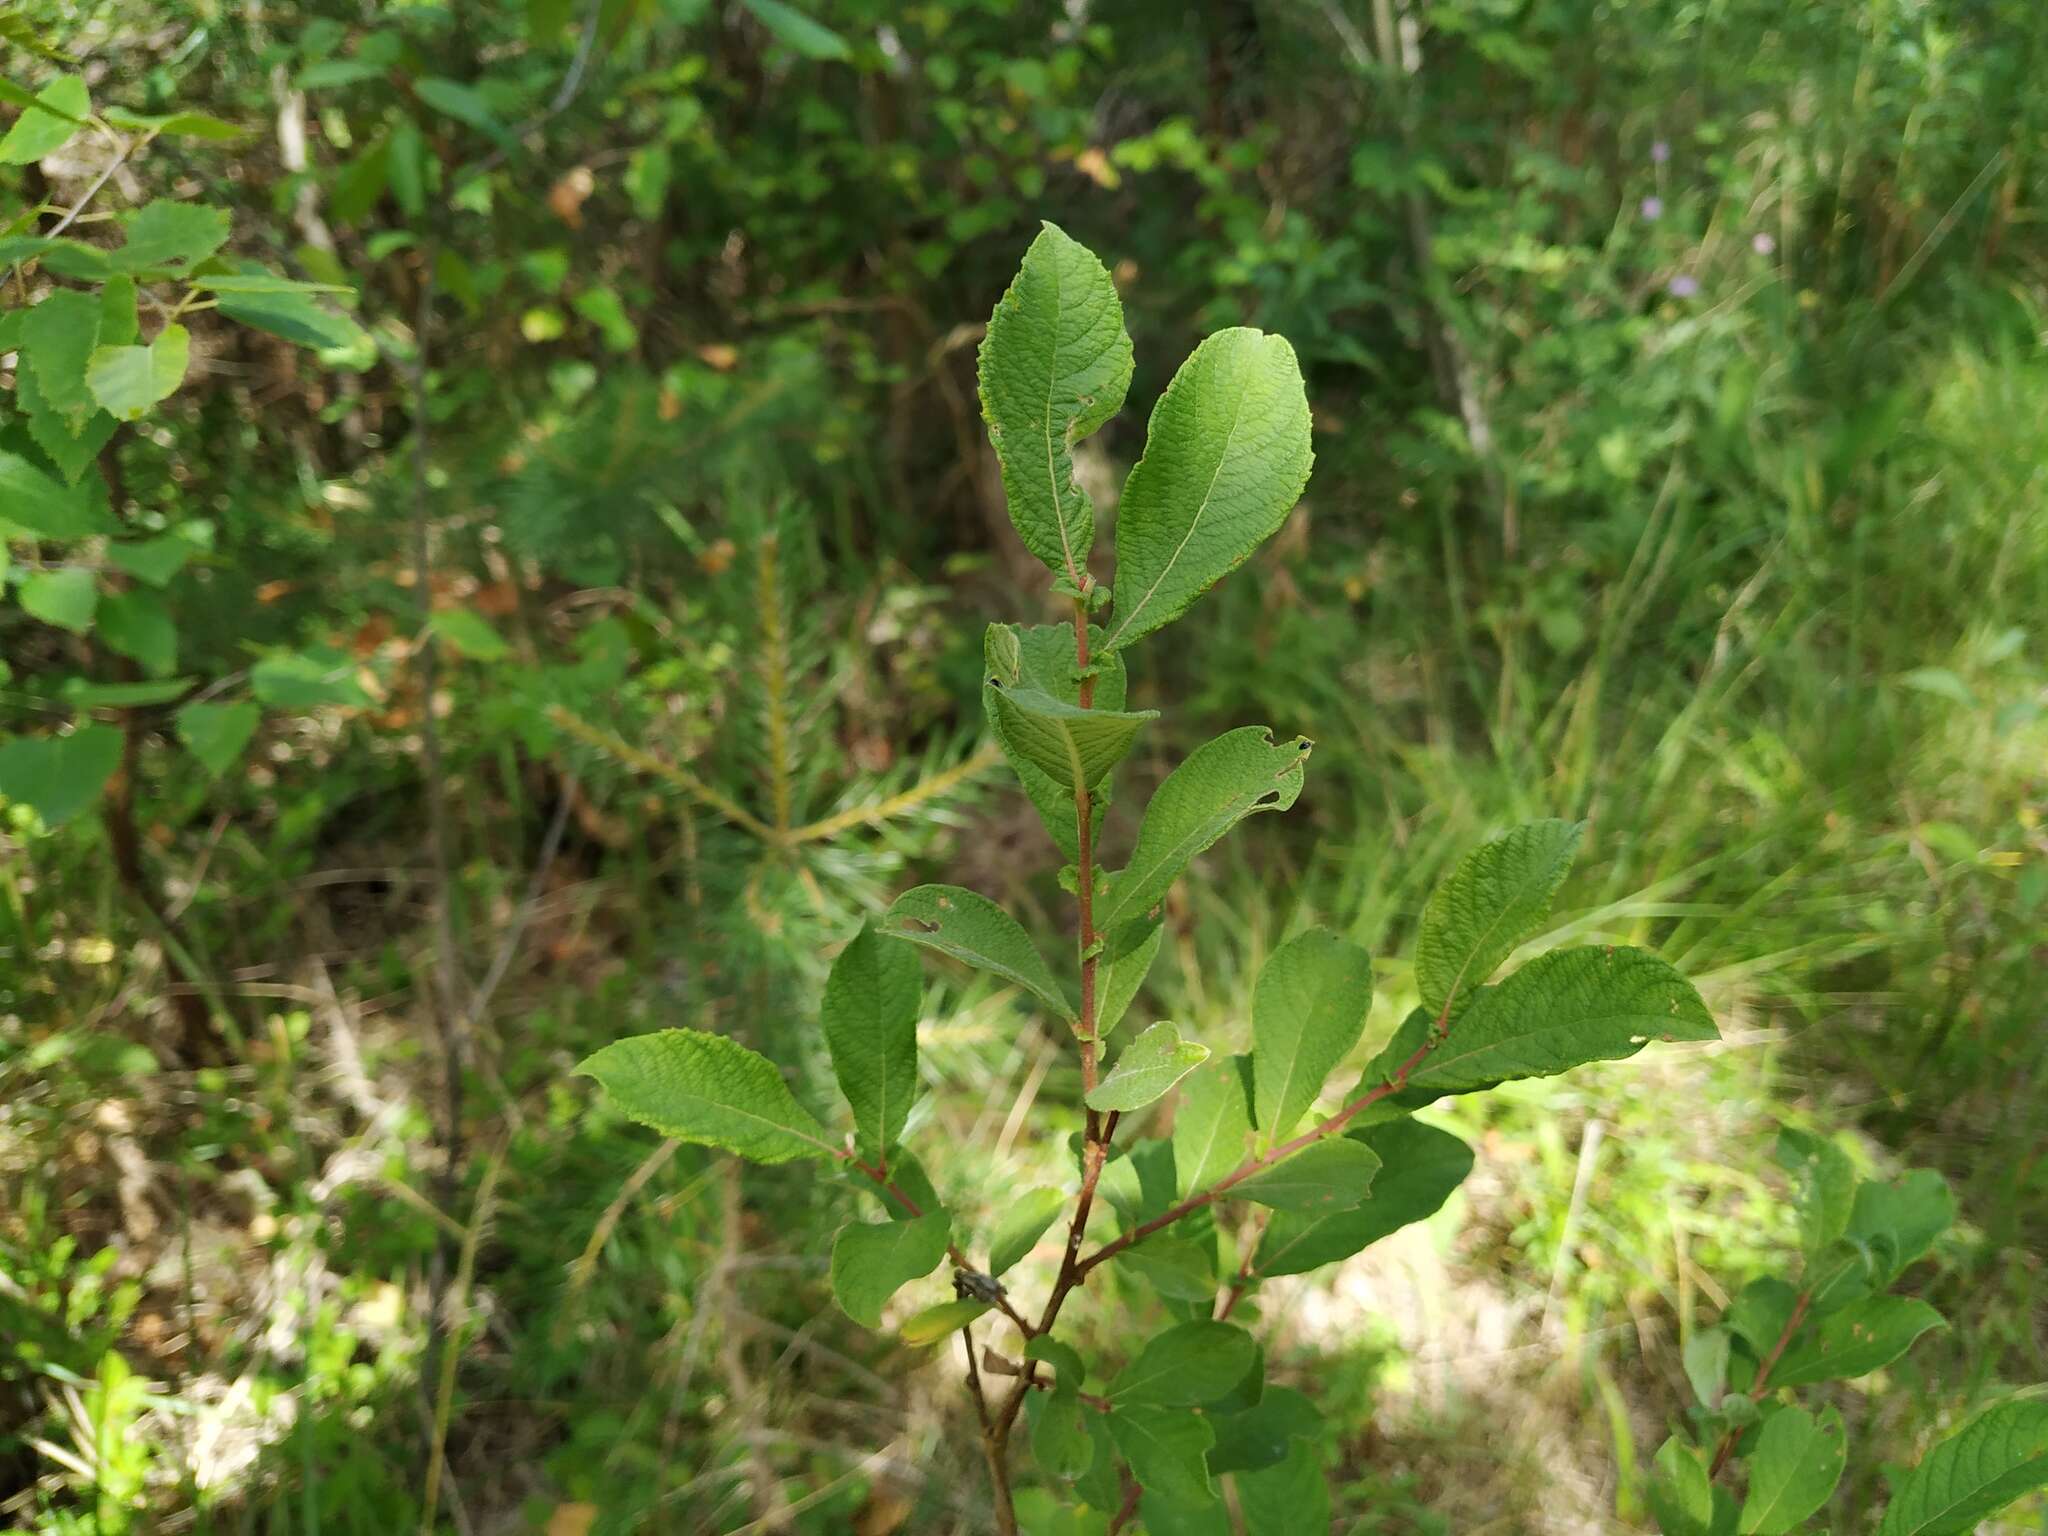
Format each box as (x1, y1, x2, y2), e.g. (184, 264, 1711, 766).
(1432, 873, 1550, 1014)
(1039, 253, 1082, 588)
(1421, 1006, 1671, 1080)
(1102, 770, 1293, 927)
(677, 1086, 831, 1156)
(1105, 358, 1260, 650)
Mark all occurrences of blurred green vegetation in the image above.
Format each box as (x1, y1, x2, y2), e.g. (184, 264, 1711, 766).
(2, 0, 2042, 1531)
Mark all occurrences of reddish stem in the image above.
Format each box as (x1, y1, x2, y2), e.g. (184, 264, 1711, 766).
(1708, 1288, 1812, 1478)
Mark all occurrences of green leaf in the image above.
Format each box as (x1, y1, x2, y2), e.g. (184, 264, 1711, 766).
(1388, 946, 1717, 1101)
(1097, 727, 1311, 930)
(1739, 1406, 1846, 1535)
(1252, 927, 1373, 1139)
(1101, 326, 1313, 651)
(1024, 1336, 1094, 1481)
(982, 621, 1129, 860)
(1770, 1297, 1944, 1387)
(218, 282, 370, 351)
(1208, 1386, 1322, 1474)
(20, 287, 101, 426)
(1255, 1118, 1473, 1278)
(1109, 1406, 1216, 1507)
(1683, 1327, 1733, 1409)
(105, 535, 194, 588)
(977, 222, 1132, 583)
(1846, 1170, 1954, 1285)
(20, 566, 97, 632)
(739, 0, 853, 61)
(575, 1028, 834, 1164)
(249, 649, 368, 709)
(1118, 1235, 1217, 1302)
(1109, 1320, 1257, 1407)
(412, 76, 509, 143)
(1236, 1434, 1331, 1536)
(112, 202, 230, 272)
(62, 676, 194, 708)
(1413, 819, 1582, 1020)
(829, 1211, 950, 1328)
(0, 73, 87, 164)
(898, 1297, 990, 1346)
(1647, 1435, 1715, 1536)
(17, 357, 118, 484)
(1775, 1129, 1857, 1263)
(185, 273, 353, 296)
(883, 883, 1074, 1022)
(86, 325, 191, 419)
(989, 1186, 1067, 1277)
(1086, 1022, 1208, 1113)
(387, 118, 426, 219)
(1095, 917, 1162, 1038)
(0, 725, 121, 827)
(821, 920, 923, 1158)
(1876, 1397, 2048, 1536)
(1233, 1136, 1380, 1212)
(0, 449, 109, 537)
(1173, 1053, 1254, 1198)
(96, 588, 177, 675)
(572, 286, 638, 352)
(296, 58, 386, 90)
(176, 699, 260, 778)
(985, 685, 1155, 797)
(1138, 1493, 1232, 1536)
(428, 606, 510, 661)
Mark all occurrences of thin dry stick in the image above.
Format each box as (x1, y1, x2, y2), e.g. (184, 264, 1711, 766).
(418, 1140, 507, 1536)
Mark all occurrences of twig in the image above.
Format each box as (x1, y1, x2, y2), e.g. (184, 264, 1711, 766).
(418, 1139, 507, 1536)
(1707, 1288, 1811, 1478)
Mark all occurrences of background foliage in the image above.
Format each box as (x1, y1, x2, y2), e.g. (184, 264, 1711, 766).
(2, 0, 2042, 1531)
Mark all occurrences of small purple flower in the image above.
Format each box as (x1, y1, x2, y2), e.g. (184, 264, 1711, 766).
(1667, 273, 1700, 298)
(1650, 139, 1670, 164)
(1641, 196, 1664, 220)
(1752, 232, 1776, 255)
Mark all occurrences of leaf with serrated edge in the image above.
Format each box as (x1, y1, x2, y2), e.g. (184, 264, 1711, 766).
(821, 920, 922, 1157)
(830, 1212, 950, 1328)
(20, 288, 100, 425)
(1233, 1137, 1379, 1211)
(1097, 728, 1311, 930)
(575, 1029, 833, 1164)
(978, 222, 1133, 584)
(1252, 927, 1374, 1139)
(986, 684, 1155, 795)
(1173, 1053, 1254, 1198)
(1413, 819, 1582, 1019)
(1086, 1022, 1208, 1113)
(1877, 1397, 2048, 1536)
(989, 1186, 1067, 1277)
(1739, 1407, 1846, 1535)
(1103, 326, 1313, 651)
(1255, 1118, 1472, 1277)
(1393, 946, 1717, 1100)
(883, 884, 1075, 1021)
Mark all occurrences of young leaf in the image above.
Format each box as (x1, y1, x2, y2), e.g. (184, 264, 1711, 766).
(989, 1186, 1068, 1277)
(1394, 945, 1717, 1100)
(1172, 1053, 1254, 1198)
(1109, 1320, 1257, 1407)
(1738, 1406, 1846, 1535)
(1108, 1406, 1217, 1507)
(1233, 1136, 1380, 1212)
(985, 685, 1156, 796)
(1102, 327, 1313, 651)
(0, 73, 88, 164)
(1413, 819, 1582, 1020)
(898, 1297, 990, 1346)
(1769, 1296, 1944, 1387)
(1846, 1170, 1954, 1285)
(87, 325, 191, 420)
(982, 621, 1130, 860)
(829, 1211, 950, 1328)
(1254, 1118, 1473, 1278)
(0, 725, 122, 828)
(575, 1029, 833, 1164)
(1237, 1434, 1331, 1536)
(1251, 927, 1374, 1139)
(176, 699, 260, 779)
(821, 920, 923, 1158)
(1086, 1022, 1208, 1113)
(1776, 1129, 1858, 1261)
(1876, 1397, 2048, 1536)
(978, 222, 1133, 584)
(1095, 917, 1163, 1038)
(883, 884, 1075, 1021)
(1647, 1435, 1715, 1536)
(1096, 728, 1312, 930)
